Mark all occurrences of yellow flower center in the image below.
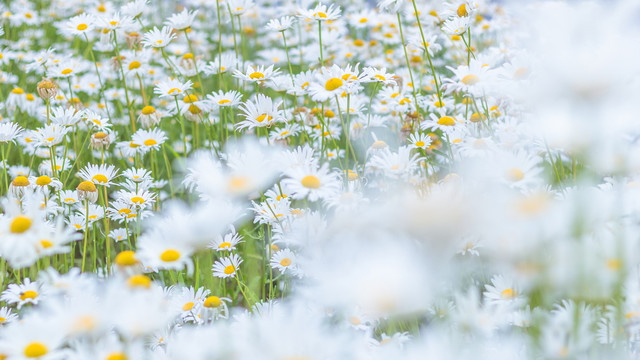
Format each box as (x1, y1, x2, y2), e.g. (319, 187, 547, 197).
(461, 74, 479, 85)
(115, 251, 138, 266)
(141, 106, 155, 115)
(10, 216, 32, 234)
(144, 139, 158, 146)
(36, 176, 52, 186)
(61, 69, 73, 75)
(437, 116, 455, 126)
(131, 196, 145, 204)
(280, 258, 292, 267)
(415, 141, 425, 147)
(160, 249, 180, 262)
(128, 60, 141, 70)
(204, 296, 222, 308)
(40, 239, 53, 248)
(228, 176, 249, 192)
(24, 342, 47, 358)
(77, 180, 97, 192)
(607, 258, 622, 271)
(183, 94, 198, 103)
(12, 176, 29, 186)
(505, 168, 524, 182)
(182, 302, 195, 311)
(106, 352, 127, 360)
(501, 288, 516, 299)
(224, 265, 235, 274)
(325, 77, 343, 91)
(128, 275, 151, 289)
(249, 72, 264, 79)
(94, 132, 108, 139)
(168, 88, 182, 95)
(219, 242, 232, 249)
(457, 4, 468, 17)
(218, 99, 231, 104)
(12, 87, 25, 94)
(92, 174, 108, 184)
(314, 12, 327, 18)
(256, 114, 272, 123)
(19, 290, 38, 301)
(301, 175, 321, 189)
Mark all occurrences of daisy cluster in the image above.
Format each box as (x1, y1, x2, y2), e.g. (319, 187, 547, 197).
(0, 0, 639, 358)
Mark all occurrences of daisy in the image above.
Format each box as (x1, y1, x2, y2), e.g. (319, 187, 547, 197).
(83, 110, 113, 131)
(62, 13, 95, 37)
(98, 12, 133, 31)
(444, 59, 494, 96)
(483, 275, 524, 306)
(132, 128, 167, 152)
(0, 307, 17, 324)
(308, 64, 360, 102)
(33, 124, 68, 148)
(0, 278, 44, 309)
(137, 234, 194, 273)
(420, 112, 461, 133)
(368, 146, 421, 179)
(265, 16, 296, 32)
(250, 198, 291, 225)
(298, 3, 342, 22)
(117, 190, 156, 209)
(123, 168, 152, 183)
(0, 122, 23, 143)
(361, 66, 398, 86)
(78, 164, 120, 187)
(212, 254, 243, 278)
(442, 16, 471, 36)
(236, 94, 285, 131)
(154, 78, 193, 98)
(50, 106, 83, 127)
(228, 0, 254, 15)
(208, 228, 244, 252)
(282, 163, 341, 201)
(165, 9, 198, 30)
(269, 123, 300, 142)
(206, 90, 243, 108)
(408, 132, 432, 150)
(233, 64, 281, 85)
(121, 0, 149, 18)
(142, 26, 176, 48)
(270, 248, 302, 277)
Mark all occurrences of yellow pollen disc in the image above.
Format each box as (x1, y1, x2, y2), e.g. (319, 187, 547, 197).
(324, 110, 335, 118)
(218, 99, 231, 104)
(183, 53, 194, 60)
(513, 67, 530, 80)
(301, 81, 310, 89)
(24, 342, 47, 358)
(128, 275, 151, 289)
(141, 106, 155, 115)
(12, 87, 25, 94)
(505, 168, 524, 182)
(20, 290, 38, 301)
(118, 208, 131, 214)
(359, 18, 368, 23)
(280, 258, 291, 267)
(350, 316, 361, 325)
(92, 174, 108, 184)
(61, 68, 73, 75)
(204, 296, 222, 308)
(94, 132, 108, 139)
(470, 113, 482, 122)
(461, 74, 479, 85)
(106, 352, 127, 360)
(452, 35, 461, 41)
(249, 72, 264, 79)
(12, 176, 29, 186)
(374, 74, 386, 81)
(168, 88, 181, 95)
(372, 140, 387, 149)
(457, 4, 468, 17)
(256, 114, 272, 123)
(160, 249, 181, 262)
(224, 265, 235, 274)
(26, 94, 35, 101)
(183, 94, 198, 103)
(10, 216, 32, 234)
(131, 196, 145, 204)
(607, 258, 622, 271)
(228, 176, 249, 192)
(437, 116, 455, 126)
(399, 98, 411, 105)
(219, 242, 232, 249)
(626, 311, 640, 319)
(109, 20, 118, 26)
(501, 288, 516, 299)
(324, 77, 343, 91)
(115, 251, 138, 266)
(36, 176, 52, 186)
(415, 141, 425, 147)
(354, 39, 364, 47)
(182, 302, 195, 311)
(88, 215, 97, 220)
(77, 180, 97, 192)
(301, 175, 321, 189)
(144, 139, 158, 146)
(128, 61, 141, 70)
(314, 12, 327, 18)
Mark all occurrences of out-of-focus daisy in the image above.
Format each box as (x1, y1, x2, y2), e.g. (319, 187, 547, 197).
(165, 8, 198, 30)
(236, 94, 285, 131)
(234, 64, 281, 85)
(265, 16, 296, 32)
(298, 3, 342, 21)
(78, 164, 120, 187)
(282, 163, 341, 201)
(206, 90, 242, 108)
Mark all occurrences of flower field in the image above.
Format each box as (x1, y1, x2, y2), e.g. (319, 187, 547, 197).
(0, 0, 638, 358)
